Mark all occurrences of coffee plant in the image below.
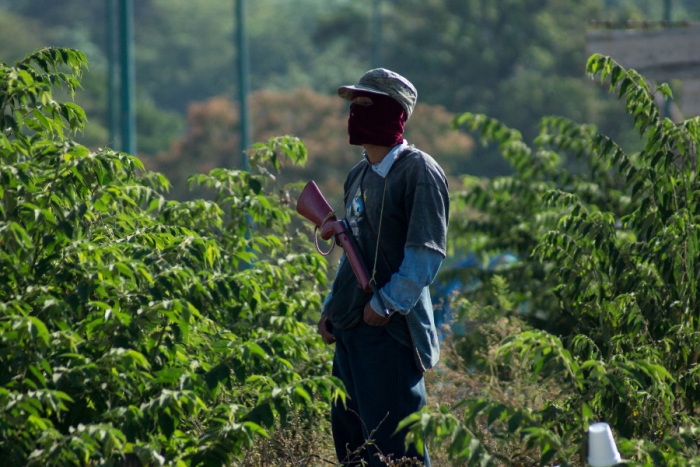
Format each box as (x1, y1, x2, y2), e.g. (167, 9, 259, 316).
(402, 55, 700, 466)
(0, 48, 342, 466)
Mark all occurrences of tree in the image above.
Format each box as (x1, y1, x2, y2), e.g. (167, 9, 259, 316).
(0, 4, 186, 157)
(402, 55, 700, 466)
(0, 47, 342, 466)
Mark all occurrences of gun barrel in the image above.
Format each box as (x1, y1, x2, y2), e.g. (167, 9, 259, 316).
(334, 221, 372, 293)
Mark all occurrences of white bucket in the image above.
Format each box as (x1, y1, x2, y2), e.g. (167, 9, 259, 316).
(588, 422, 622, 467)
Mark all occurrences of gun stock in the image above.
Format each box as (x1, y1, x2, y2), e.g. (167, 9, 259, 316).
(296, 181, 334, 231)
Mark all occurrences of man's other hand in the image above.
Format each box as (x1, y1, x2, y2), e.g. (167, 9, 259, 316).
(317, 314, 336, 344)
(363, 301, 391, 326)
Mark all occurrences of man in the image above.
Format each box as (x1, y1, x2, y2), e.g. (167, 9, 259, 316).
(318, 68, 449, 466)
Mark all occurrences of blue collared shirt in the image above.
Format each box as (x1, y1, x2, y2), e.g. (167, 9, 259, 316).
(368, 139, 409, 178)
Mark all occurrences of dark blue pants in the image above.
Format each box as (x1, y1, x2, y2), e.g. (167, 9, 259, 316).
(331, 319, 430, 466)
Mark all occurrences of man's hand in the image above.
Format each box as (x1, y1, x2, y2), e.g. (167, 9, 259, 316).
(317, 314, 336, 345)
(363, 301, 391, 326)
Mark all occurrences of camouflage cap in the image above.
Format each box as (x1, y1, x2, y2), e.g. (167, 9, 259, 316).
(337, 68, 418, 119)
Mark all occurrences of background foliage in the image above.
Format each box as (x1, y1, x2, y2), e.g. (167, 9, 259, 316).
(1, 0, 699, 187)
(146, 89, 472, 200)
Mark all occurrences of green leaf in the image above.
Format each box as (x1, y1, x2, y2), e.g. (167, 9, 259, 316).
(246, 402, 275, 428)
(28, 317, 50, 346)
(507, 411, 524, 433)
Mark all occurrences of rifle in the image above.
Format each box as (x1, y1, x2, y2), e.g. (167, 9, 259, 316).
(296, 181, 390, 316)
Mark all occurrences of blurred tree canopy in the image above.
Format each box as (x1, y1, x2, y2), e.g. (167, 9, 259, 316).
(1, 0, 698, 178)
(146, 89, 473, 200)
(315, 0, 700, 175)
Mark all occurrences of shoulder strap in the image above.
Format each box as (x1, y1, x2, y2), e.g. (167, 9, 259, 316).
(360, 171, 396, 275)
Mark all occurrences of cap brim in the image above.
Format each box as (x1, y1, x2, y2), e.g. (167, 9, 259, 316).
(337, 84, 390, 101)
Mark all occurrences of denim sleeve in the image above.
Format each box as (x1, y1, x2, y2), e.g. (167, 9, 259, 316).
(321, 252, 346, 316)
(369, 245, 443, 316)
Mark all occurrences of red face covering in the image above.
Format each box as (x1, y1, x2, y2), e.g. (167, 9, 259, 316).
(348, 91, 406, 147)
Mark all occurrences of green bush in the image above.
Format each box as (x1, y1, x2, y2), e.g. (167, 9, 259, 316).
(0, 48, 342, 466)
(404, 55, 700, 466)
